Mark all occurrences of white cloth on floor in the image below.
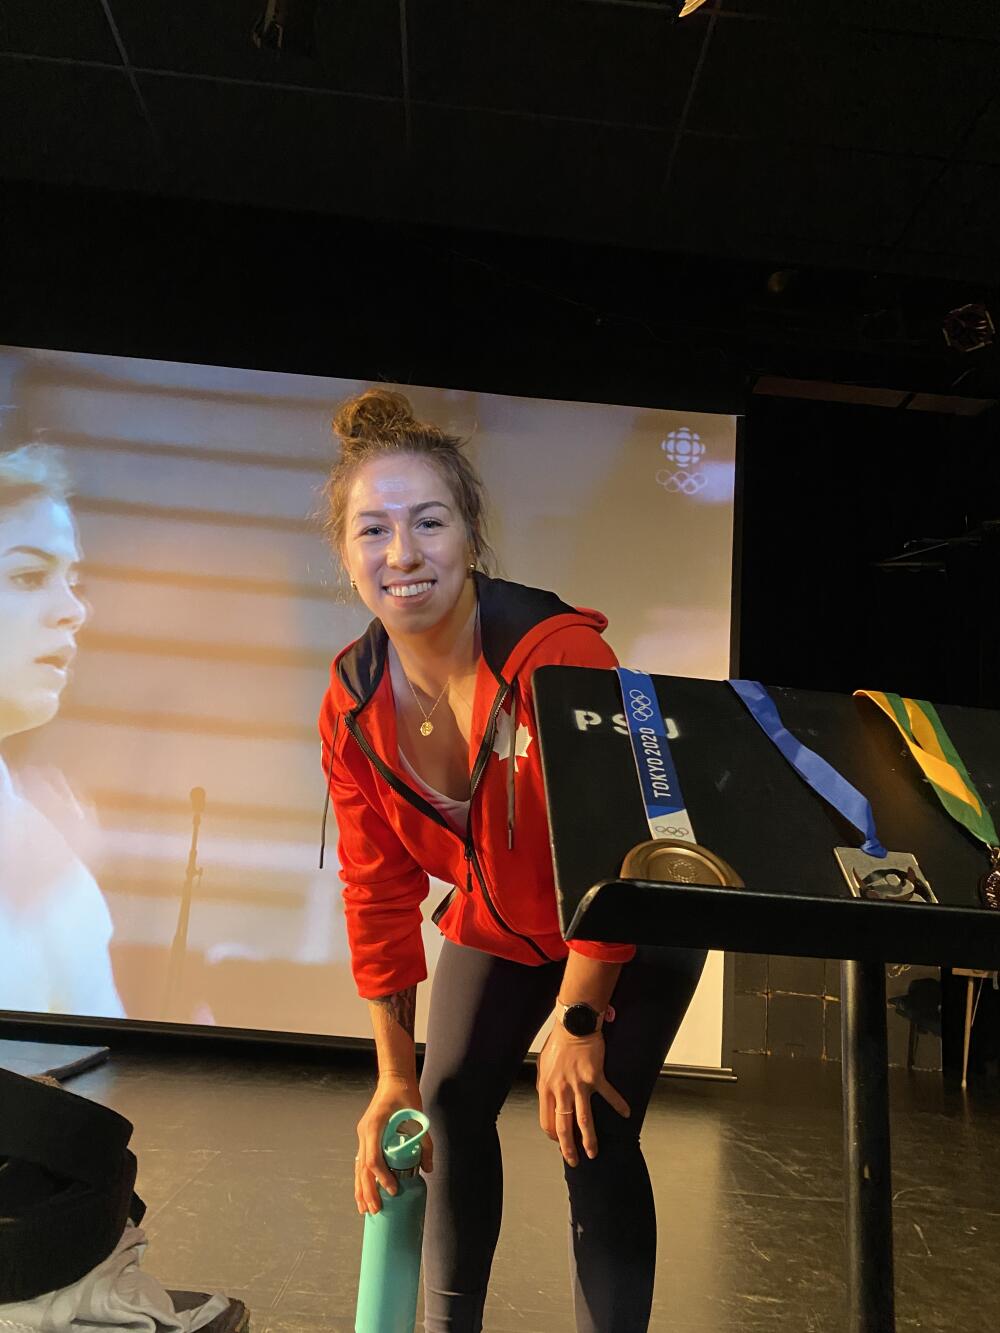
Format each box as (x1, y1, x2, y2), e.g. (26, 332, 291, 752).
(0, 1225, 229, 1333)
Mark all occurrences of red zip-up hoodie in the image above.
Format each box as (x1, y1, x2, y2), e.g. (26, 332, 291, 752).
(319, 573, 637, 1000)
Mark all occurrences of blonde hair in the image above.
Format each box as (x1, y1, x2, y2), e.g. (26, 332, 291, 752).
(323, 388, 494, 569)
(0, 445, 71, 514)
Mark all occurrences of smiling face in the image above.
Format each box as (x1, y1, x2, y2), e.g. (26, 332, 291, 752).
(0, 495, 87, 741)
(341, 454, 476, 637)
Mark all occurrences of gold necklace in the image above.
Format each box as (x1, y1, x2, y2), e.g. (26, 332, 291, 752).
(400, 604, 480, 738)
(404, 672, 450, 737)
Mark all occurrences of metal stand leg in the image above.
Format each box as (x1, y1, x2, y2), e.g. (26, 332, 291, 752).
(962, 976, 976, 1090)
(841, 960, 895, 1333)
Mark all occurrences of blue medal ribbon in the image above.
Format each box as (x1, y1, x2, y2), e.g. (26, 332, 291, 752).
(729, 679, 886, 859)
(615, 668, 694, 841)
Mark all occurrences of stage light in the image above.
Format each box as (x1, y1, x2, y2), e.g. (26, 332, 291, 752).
(942, 303, 995, 354)
(658, 0, 710, 15)
(616, 0, 709, 17)
(251, 0, 318, 56)
(766, 269, 798, 295)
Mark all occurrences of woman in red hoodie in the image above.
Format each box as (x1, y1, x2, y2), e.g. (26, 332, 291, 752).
(319, 389, 705, 1333)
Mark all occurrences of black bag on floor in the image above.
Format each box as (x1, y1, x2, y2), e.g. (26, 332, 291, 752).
(0, 1068, 145, 1303)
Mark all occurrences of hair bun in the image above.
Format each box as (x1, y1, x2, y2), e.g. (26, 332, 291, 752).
(332, 388, 419, 454)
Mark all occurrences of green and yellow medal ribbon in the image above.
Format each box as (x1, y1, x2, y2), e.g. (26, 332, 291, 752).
(855, 691, 998, 852)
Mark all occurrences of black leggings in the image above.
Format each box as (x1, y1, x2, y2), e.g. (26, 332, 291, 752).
(419, 940, 707, 1333)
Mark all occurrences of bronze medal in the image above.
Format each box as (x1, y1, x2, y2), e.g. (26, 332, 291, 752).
(620, 838, 743, 889)
(979, 849, 1000, 911)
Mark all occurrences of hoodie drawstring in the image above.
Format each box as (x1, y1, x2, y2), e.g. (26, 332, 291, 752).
(507, 686, 517, 851)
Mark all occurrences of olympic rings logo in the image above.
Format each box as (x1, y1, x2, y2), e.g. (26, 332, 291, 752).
(653, 824, 691, 837)
(628, 689, 654, 722)
(656, 467, 707, 496)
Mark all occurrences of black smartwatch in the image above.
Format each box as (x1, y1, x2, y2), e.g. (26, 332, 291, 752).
(556, 1000, 604, 1037)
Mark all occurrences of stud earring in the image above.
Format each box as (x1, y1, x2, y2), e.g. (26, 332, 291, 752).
(350, 578, 357, 590)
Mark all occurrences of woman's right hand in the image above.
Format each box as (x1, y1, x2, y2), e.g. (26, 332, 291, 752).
(355, 1074, 433, 1215)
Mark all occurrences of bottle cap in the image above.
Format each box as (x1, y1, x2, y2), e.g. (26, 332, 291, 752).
(382, 1108, 430, 1172)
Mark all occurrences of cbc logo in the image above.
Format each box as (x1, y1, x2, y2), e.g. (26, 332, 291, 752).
(662, 427, 705, 469)
(628, 689, 654, 722)
(656, 426, 707, 496)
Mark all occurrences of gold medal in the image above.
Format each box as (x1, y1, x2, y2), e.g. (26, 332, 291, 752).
(620, 838, 743, 888)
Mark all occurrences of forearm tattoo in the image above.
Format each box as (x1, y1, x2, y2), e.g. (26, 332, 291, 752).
(371, 986, 416, 1040)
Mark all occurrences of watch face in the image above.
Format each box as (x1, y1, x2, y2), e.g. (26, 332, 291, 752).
(562, 1004, 599, 1037)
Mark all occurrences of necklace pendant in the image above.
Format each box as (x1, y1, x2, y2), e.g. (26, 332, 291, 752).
(420, 720, 434, 737)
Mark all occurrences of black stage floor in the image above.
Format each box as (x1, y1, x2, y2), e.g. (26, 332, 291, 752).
(68, 1050, 999, 1333)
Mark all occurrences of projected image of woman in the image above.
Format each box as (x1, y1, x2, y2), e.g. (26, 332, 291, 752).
(0, 446, 125, 1019)
(319, 390, 705, 1333)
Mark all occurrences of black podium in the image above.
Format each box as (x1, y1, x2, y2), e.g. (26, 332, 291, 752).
(532, 667, 1000, 1333)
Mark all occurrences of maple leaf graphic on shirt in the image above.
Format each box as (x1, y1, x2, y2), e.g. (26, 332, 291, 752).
(493, 710, 533, 771)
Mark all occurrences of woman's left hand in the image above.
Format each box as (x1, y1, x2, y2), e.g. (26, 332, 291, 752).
(537, 1027, 630, 1167)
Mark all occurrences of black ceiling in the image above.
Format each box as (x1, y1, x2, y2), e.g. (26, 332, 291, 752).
(1, 0, 998, 286)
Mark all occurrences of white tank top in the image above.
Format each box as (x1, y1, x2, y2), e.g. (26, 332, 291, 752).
(398, 748, 471, 836)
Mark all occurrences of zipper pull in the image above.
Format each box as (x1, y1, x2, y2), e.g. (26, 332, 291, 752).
(464, 841, 474, 893)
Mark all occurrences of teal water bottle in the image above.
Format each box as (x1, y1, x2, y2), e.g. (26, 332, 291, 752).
(355, 1108, 430, 1333)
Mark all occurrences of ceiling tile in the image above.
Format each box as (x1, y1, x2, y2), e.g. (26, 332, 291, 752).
(1, 7, 995, 290)
(108, 0, 402, 97)
(408, 104, 670, 246)
(0, 0, 120, 62)
(715, 0, 1000, 41)
(406, 0, 708, 127)
(0, 56, 156, 188)
(139, 73, 408, 217)
(899, 161, 1000, 272)
(690, 22, 998, 157)
(661, 136, 941, 251)
(962, 95, 1000, 164)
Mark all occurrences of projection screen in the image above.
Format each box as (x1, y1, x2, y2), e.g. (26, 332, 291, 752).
(0, 346, 737, 1067)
